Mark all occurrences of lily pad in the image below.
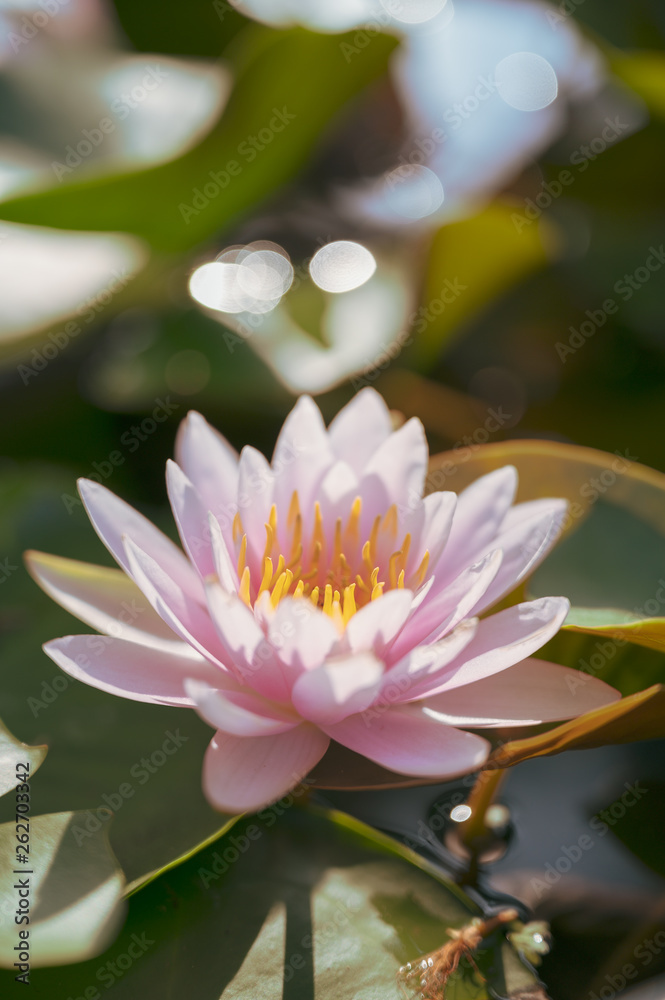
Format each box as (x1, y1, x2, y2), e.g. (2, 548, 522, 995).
(0, 719, 47, 798)
(0, 811, 126, 969)
(0, 806, 546, 998)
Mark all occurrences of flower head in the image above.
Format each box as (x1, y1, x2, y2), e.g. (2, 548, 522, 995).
(27, 389, 618, 813)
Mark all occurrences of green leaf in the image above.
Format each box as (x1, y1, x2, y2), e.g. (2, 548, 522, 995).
(611, 50, 665, 119)
(414, 202, 554, 367)
(0, 719, 47, 797)
(0, 811, 126, 968)
(0, 27, 397, 252)
(529, 499, 665, 654)
(0, 806, 545, 998)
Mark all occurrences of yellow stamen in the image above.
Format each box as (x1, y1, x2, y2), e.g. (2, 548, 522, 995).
(287, 490, 300, 527)
(344, 496, 362, 552)
(369, 514, 381, 563)
(333, 518, 343, 567)
(415, 550, 430, 587)
(239, 566, 251, 606)
(257, 557, 273, 597)
(293, 579, 305, 598)
(268, 503, 278, 537)
(401, 532, 411, 572)
(371, 581, 384, 601)
(398, 569, 405, 589)
(383, 504, 398, 538)
(323, 584, 333, 616)
(291, 514, 302, 562)
(262, 523, 274, 562)
(310, 586, 320, 606)
(272, 554, 286, 583)
(237, 534, 247, 578)
(389, 549, 403, 590)
(232, 512, 243, 544)
(356, 574, 370, 594)
(342, 584, 357, 624)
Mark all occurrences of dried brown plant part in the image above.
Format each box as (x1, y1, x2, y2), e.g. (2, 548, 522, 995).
(398, 908, 519, 999)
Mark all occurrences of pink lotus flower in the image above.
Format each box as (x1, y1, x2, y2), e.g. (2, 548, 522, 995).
(26, 390, 618, 813)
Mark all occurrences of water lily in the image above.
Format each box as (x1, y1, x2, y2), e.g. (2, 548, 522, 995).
(26, 389, 618, 813)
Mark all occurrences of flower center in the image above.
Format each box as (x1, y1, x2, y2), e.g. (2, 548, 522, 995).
(232, 491, 429, 626)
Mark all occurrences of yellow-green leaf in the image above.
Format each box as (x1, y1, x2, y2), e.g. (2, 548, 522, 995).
(0, 719, 47, 798)
(0, 811, 126, 968)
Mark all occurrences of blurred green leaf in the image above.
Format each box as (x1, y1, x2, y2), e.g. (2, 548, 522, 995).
(0, 806, 545, 998)
(0, 811, 126, 968)
(0, 719, 47, 798)
(0, 27, 397, 252)
(529, 499, 665, 654)
(414, 202, 554, 367)
(612, 50, 665, 119)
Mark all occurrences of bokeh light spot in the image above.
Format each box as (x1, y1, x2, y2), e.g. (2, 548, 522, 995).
(309, 241, 377, 293)
(495, 51, 558, 111)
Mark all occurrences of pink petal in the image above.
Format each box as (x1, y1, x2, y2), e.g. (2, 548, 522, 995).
(175, 410, 239, 522)
(44, 634, 224, 707)
(205, 582, 291, 701)
(271, 396, 335, 516)
(388, 551, 501, 662)
(24, 551, 185, 652)
(422, 658, 621, 727)
(185, 680, 299, 736)
(404, 596, 570, 701)
(441, 466, 517, 580)
(166, 460, 215, 578)
(208, 512, 240, 593)
(344, 589, 414, 659)
(268, 598, 340, 676)
(237, 445, 274, 575)
(323, 704, 490, 778)
(407, 491, 457, 579)
(203, 725, 330, 813)
(123, 536, 227, 668)
(317, 460, 360, 527)
(78, 478, 203, 602)
(361, 417, 428, 511)
(383, 618, 478, 691)
(291, 653, 384, 725)
(327, 388, 394, 473)
(468, 500, 568, 616)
